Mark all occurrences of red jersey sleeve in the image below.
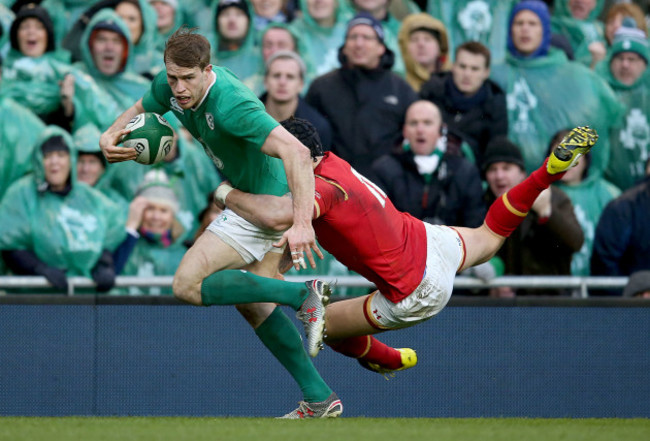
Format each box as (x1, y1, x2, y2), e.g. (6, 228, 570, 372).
(313, 175, 348, 219)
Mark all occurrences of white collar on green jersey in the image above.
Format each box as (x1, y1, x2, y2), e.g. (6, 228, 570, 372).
(192, 70, 217, 112)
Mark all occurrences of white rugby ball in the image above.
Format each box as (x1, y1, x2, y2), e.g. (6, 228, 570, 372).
(121, 112, 174, 165)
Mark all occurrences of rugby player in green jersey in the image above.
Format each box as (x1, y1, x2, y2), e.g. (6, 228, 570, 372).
(99, 26, 341, 418)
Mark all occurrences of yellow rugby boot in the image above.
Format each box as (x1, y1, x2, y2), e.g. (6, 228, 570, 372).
(358, 348, 418, 380)
(547, 126, 598, 175)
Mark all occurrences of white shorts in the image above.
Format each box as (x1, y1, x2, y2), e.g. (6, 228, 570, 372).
(206, 208, 285, 264)
(366, 224, 465, 329)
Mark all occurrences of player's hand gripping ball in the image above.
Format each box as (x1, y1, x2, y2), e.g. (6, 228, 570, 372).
(120, 112, 174, 165)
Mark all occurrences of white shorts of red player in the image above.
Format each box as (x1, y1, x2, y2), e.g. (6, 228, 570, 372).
(365, 224, 464, 329)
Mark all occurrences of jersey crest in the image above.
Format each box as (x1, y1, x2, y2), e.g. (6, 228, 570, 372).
(206, 113, 215, 130)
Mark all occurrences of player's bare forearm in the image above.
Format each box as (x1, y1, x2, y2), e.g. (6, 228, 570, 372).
(99, 99, 146, 163)
(261, 126, 321, 268)
(225, 189, 293, 231)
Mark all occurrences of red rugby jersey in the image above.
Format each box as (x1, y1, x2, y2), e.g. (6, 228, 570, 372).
(313, 152, 427, 303)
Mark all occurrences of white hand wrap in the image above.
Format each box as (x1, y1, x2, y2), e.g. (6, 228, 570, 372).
(214, 183, 234, 205)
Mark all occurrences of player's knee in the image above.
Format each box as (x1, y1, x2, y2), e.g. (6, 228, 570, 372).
(172, 275, 202, 305)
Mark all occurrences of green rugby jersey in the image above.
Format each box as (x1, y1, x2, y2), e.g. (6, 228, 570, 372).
(142, 65, 288, 196)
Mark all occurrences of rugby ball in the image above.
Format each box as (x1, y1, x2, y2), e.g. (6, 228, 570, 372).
(121, 112, 174, 165)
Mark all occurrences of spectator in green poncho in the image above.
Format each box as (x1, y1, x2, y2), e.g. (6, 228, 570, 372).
(209, 0, 264, 94)
(490, 0, 623, 177)
(72, 122, 130, 209)
(0, 126, 126, 293)
(595, 25, 650, 191)
(551, 0, 607, 68)
(428, 0, 519, 66)
(0, 54, 46, 200)
(76, 9, 151, 111)
(1, 4, 121, 131)
(113, 169, 188, 295)
(249, 0, 294, 37)
(149, 0, 182, 52)
(549, 129, 620, 276)
(115, 0, 165, 78)
(289, 0, 353, 78)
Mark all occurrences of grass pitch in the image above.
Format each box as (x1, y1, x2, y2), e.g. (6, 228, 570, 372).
(1, 417, 648, 441)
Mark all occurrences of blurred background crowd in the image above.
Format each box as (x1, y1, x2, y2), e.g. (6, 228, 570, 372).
(0, 0, 648, 298)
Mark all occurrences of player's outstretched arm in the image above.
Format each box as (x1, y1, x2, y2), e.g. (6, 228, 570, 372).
(260, 125, 322, 269)
(99, 99, 145, 163)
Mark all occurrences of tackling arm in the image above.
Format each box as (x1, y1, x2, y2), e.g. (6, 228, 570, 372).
(224, 188, 295, 232)
(260, 125, 322, 268)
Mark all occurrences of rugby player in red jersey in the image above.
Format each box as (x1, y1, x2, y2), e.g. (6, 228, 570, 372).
(203, 113, 597, 376)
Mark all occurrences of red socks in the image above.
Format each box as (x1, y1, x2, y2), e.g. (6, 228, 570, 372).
(328, 335, 403, 370)
(485, 158, 565, 237)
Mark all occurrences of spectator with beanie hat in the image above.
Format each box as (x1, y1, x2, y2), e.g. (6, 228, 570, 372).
(305, 11, 416, 182)
(112, 169, 188, 295)
(482, 135, 583, 296)
(596, 24, 650, 191)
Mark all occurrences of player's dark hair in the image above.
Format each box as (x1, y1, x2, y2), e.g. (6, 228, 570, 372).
(455, 41, 491, 68)
(164, 26, 211, 69)
(280, 117, 323, 161)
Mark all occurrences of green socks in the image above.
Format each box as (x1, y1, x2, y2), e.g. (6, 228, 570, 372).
(201, 270, 309, 309)
(254, 307, 333, 403)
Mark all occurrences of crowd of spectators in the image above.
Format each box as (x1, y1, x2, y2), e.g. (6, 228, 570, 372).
(0, 0, 648, 297)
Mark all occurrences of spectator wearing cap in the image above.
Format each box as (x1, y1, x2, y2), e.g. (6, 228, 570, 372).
(490, 0, 623, 178)
(427, 0, 519, 66)
(351, 0, 406, 76)
(305, 12, 417, 182)
(420, 40, 507, 168)
(591, 167, 650, 286)
(75, 9, 151, 112)
(397, 12, 451, 92)
(551, 0, 607, 68)
(288, 0, 353, 78)
(548, 129, 621, 276)
(595, 25, 650, 191)
(112, 169, 188, 295)
(259, 51, 332, 150)
(0, 4, 121, 132)
(623, 271, 650, 298)
(209, 0, 263, 94)
(0, 126, 126, 293)
(482, 135, 583, 296)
